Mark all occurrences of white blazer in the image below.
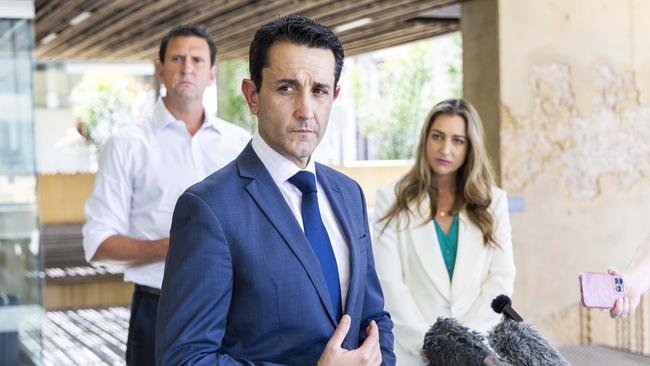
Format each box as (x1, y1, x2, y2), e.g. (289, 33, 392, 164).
(372, 183, 516, 366)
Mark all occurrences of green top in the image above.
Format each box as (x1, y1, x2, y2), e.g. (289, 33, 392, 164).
(434, 216, 459, 281)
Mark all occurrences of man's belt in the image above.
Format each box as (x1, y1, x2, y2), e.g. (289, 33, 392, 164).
(134, 284, 161, 296)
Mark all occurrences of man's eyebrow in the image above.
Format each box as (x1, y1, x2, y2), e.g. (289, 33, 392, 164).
(172, 52, 206, 58)
(275, 79, 300, 86)
(313, 82, 332, 90)
(273, 79, 332, 89)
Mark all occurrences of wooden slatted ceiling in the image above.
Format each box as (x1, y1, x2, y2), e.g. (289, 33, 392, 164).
(35, 0, 461, 61)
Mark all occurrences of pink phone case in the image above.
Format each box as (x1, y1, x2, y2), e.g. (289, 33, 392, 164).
(579, 272, 625, 308)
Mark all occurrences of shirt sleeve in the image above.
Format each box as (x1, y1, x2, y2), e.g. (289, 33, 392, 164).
(82, 136, 134, 262)
(237, 126, 252, 148)
(216, 117, 252, 150)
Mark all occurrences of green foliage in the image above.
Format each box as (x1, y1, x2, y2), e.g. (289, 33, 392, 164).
(217, 59, 257, 133)
(447, 33, 463, 98)
(352, 43, 430, 159)
(71, 73, 134, 150)
(353, 35, 462, 160)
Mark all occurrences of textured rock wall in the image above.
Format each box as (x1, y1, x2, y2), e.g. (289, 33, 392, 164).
(464, 0, 650, 347)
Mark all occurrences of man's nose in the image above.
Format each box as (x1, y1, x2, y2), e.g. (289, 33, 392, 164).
(295, 91, 315, 121)
(181, 59, 193, 73)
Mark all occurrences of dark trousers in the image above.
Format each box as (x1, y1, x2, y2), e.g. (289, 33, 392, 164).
(126, 286, 160, 366)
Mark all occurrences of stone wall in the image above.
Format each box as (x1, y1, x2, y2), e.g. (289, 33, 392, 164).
(463, 0, 650, 348)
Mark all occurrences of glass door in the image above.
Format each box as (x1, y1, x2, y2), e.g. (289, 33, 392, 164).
(0, 2, 43, 365)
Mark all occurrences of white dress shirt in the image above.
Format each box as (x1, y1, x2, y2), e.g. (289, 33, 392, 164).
(251, 133, 351, 309)
(83, 99, 251, 289)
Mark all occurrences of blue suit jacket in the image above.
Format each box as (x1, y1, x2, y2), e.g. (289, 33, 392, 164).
(156, 144, 395, 365)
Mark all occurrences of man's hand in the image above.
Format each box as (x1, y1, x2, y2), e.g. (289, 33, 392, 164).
(317, 315, 382, 366)
(608, 267, 641, 318)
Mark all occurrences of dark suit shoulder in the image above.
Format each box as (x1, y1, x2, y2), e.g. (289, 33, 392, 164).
(185, 159, 241, 200)
(316, 163, 361, 190)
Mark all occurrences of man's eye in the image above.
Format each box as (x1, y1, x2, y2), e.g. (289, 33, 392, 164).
(313, 88, 328, 95)
(279, 85, 294, 93)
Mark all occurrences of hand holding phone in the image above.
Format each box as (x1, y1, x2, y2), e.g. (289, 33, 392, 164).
(579, 272, 625, 308)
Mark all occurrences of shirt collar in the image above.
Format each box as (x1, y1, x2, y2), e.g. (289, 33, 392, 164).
(151, 98, 221, 133)
(251, 132, 316, 187)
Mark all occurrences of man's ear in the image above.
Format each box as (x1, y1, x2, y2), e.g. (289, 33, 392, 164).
(334, 85, 341, 100)
(155, 62, 164, 83)
(241, 79, 259, 115)
(209, 65, 217, 85)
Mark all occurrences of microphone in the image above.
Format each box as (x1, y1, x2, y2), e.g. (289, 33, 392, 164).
(488, 296, 571, 366)
(491, 295, 523, 322)
(422, 317, 512, 366)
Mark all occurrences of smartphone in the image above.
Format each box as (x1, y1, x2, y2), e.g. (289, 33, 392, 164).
(579, 272, 625, 308)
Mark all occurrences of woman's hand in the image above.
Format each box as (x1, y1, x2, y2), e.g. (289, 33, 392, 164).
(608, 267, 642, 318)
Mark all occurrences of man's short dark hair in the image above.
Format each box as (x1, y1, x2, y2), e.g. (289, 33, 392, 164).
(159, 25, 217, 66)
(249, 14, 344, 91)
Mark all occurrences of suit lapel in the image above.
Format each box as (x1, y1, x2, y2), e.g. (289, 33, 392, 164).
(450, 211, 485, 302)
(238, 146, 337, 325)
(409, 199, 451, 300)
(315, 165, 362, 319)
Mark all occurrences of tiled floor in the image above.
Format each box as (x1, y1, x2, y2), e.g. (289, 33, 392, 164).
(560, 344, 650, 366)
(31, 307, 129, 366)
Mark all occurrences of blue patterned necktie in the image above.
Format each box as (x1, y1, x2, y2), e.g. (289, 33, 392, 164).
(288, 171, 342, 321)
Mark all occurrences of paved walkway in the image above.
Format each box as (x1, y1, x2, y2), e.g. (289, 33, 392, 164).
(561, 345, 650, 366)
(35, 307, 128, 366)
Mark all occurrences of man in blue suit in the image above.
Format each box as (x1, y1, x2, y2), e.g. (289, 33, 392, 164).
(156, 14, 395, 366)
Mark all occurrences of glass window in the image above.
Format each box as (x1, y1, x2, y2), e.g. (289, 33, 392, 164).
(0, 15, 44, 365)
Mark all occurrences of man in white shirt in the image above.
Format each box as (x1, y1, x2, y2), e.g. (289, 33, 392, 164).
(82, 25, 250, 366)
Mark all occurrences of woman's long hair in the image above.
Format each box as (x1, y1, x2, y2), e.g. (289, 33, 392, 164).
(379, 98, 499, 247)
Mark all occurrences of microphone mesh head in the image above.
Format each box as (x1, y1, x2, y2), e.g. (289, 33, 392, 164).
(488, 318, 571, 366)
(491, 294, 511, 314)
(422, 317, 492, 365)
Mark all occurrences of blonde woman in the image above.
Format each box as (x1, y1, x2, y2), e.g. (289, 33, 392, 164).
(372, 99, 515, 365)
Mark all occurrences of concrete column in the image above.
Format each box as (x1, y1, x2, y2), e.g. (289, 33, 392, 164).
(462, 0, 501, 180)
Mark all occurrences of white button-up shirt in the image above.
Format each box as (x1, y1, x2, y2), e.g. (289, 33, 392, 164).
(83, 99, 251, 289)
(251, 133, 351, 308)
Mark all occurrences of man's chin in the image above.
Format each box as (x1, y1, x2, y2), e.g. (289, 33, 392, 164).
(292, 141, 318, 156)
(169, 90, 200, 101)
(281, 145, 315, 166)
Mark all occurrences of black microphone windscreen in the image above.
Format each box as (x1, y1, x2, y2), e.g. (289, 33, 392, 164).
(422, 317, 511, 366)
(488, 318, 571, 366)
(491, 294, 511, 314)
